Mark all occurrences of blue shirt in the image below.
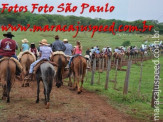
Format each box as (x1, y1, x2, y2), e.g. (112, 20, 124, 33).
(64, 43, 73, 55)
(40, 45, 52, 59)
(22, 43, 29, 52)
(52, 40, 66, 52)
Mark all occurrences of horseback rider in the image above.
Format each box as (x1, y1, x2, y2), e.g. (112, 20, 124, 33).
(29, 43, 39, 59)
(52, 35, 66, 52)
(63, 39, 73, 56)
(21, 39, 29, 52)
(0, 32, 18, 60)
(25, 39, 53, 80)
(68, 41, 82, 67)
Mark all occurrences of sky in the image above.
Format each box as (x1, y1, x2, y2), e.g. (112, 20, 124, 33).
(0, 0, 163, 22)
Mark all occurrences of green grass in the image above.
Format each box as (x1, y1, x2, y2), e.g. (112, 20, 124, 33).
(0, 30, 163, 120)
(83, 57, 163, 121)
(0, 30, 163, 54)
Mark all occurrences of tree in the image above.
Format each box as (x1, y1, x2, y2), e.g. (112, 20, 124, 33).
(122, 41, 131, 47)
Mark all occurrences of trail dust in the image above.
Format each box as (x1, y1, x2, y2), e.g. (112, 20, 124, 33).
(0, 80, 139, 122)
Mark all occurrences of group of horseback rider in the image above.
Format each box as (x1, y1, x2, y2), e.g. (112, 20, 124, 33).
(0, 32, 83, 80)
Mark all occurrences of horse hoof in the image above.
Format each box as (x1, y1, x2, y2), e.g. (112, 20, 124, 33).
(36, 100, 39, 103)
(44, 101, 47, 105)
(1, 96, 5, 100)
(77, 91, 81, 94)
(68, 83, 72, 87)
(46, 102, 50, 109)
(25, 83, 29, 87)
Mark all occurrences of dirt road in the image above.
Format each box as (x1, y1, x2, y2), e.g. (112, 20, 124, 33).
(0, 81, 139, 122)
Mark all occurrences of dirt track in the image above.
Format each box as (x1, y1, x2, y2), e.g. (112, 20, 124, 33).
(0, 80, 139, 122)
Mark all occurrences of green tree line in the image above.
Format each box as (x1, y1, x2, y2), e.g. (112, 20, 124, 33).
(0, 9, 163, 34)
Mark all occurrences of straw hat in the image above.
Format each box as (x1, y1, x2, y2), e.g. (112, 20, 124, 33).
(22, 38, 29, 43)
(40, 39, 49, 46)
(63, 39, 68, 42)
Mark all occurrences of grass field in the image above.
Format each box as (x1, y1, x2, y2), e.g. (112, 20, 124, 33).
(0, 30, 163, 121)
(0, 30, 163, 54)
(84, 57, 163, 121)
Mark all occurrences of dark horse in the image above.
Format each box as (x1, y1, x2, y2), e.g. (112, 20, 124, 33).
(35, 62, 59, 109)
(51, 54, 68, 86)
(0, 58, 17, 103)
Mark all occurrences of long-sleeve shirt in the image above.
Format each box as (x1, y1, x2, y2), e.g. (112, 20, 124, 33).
(52, 40, 66, 52)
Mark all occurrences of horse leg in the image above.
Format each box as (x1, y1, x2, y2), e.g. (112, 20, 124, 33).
(21, 71, 25, 87)
(44, 87, 47, 104)
(2, 84, 7, 100)
(80, 71, 86, 92)
(45, 82, 52, 109)
(6, 83, 11, 103)
(36, 79, 40, 103)
(77, 76, 81, 94)
(68, 73, 73, 87)
(72, 73, 77, 90)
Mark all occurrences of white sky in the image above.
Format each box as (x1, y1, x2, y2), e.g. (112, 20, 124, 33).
(0, 0, 163, 22)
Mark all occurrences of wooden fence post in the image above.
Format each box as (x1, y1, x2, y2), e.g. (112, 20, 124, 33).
(105, 59, 111, 90)
(102, 58, 104, 71)
(123, 60, 132, 95)
(98, 58, 102, 72)
(91, 58, 96, 85)
(151, 64, 160, 108)
(97, 58, 102, 84)
(138, 60, 143, 93)
(114, 59, 118, 89)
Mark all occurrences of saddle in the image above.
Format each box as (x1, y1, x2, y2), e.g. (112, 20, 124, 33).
(51, 51, 66, 57)
(18, 51, 36, 61)
(0, 57, 23, 75)
(33, 59, 58, 74)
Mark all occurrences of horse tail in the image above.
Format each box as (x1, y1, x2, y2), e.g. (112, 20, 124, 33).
(56, 56, 62, 83)
(45, 66, 54, 89)
(6, 60, 11, 92)
(26, 54, 30, 72)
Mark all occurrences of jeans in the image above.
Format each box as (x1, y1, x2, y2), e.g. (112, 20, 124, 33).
(68, 54, 81, 66)
(29, 58, 49, 73)
(0, 55, 18, 60)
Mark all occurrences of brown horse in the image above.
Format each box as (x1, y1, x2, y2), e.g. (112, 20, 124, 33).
(69, 55, 87, 94)
(51, 53, 68, 85)
(103, 51, 112, 67)
(20, 53, 35, 87)
(113, 52, 124, 69)
(0, 58, 16, 103)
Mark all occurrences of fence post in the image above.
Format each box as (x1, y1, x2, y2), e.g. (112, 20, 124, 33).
(105, 59, 111, 90)
(123, 60, 132, 95)
(114, 59, 118, 89)
(102, 58, 104, 71)
(151, 64, 160, 108)
(91, 58, 96, 85)
(138, 60, 143, 93)
(97, 58, 102, 84)
(98, 58, 102, 72)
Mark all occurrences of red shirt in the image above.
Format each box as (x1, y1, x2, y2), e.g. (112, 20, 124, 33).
(0, 38, 16, 56)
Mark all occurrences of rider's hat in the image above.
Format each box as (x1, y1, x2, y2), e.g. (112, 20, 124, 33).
(3, 32, 14, 37)
(40, 39, 49, 46)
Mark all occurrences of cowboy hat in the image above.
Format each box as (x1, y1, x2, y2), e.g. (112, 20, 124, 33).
(22, 38, 29, 43)
(40, 39, 49, 46)
(3, 32, 14, 37)
(55, 35, 59, 39)
(63, 39, 68, 42)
